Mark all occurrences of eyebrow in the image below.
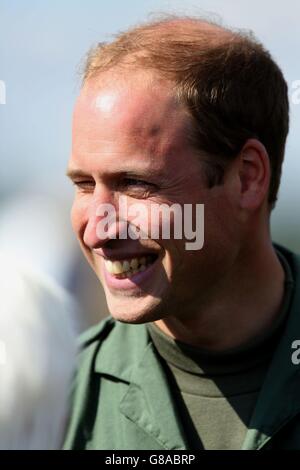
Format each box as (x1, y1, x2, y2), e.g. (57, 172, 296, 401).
(66, 168, 91, 180)
(66, 167, 165, 181)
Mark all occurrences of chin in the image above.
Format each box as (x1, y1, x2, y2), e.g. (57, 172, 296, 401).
(105, 293, 165, 324)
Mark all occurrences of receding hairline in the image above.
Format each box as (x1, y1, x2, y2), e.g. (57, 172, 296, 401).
(139, 15, 235, 38)
(82, 15, 245, 84)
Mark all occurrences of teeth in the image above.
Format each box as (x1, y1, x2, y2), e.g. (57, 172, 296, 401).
(106, 260, 114, 274)
(112, 261, 123, 274)
(130, 258, 139, 269)
(122, 260, 130, 272)
(104, 255, 155, 278)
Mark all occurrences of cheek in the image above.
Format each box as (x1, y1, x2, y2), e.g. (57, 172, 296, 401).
(159, 238, 187, 281)
(207, 198, 240, 244)
(70, 198, 87, 239)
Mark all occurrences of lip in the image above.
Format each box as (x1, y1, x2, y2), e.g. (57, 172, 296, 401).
(102, 255, 160, 291)
(93, 248, 158, 262)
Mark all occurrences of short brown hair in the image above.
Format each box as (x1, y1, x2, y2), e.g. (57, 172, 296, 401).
(83, 16, 289, 207)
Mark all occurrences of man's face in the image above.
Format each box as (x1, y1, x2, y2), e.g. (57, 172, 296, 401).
(68, 70, 240, 323)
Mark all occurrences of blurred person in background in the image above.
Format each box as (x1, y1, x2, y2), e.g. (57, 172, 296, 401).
(0, 251, 78, 449)
(0, 194, 108, 329)
(64, 16, 300, 450)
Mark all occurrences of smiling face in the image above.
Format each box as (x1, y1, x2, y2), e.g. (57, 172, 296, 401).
(68, 70, 241, 324)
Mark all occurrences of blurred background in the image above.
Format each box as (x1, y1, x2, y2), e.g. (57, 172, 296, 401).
(0, 0, 299, 328)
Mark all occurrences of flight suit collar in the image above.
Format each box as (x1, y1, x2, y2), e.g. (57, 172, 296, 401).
(93, 321, 188, 450)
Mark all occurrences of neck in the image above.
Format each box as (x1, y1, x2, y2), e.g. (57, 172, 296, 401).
(155, 239, 285, 352)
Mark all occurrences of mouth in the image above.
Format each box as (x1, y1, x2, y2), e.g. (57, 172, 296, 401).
(103, 254, 158, 279)
(100, 252, 160, 291)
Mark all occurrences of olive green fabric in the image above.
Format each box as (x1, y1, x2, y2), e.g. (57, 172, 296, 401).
(63, 245, 300, 450)
(146, 251, 294, 450)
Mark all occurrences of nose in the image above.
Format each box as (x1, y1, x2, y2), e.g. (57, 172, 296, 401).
(82, 186, 117, 249)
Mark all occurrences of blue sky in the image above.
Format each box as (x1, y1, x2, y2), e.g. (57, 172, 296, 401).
(1, 0, 300, 249)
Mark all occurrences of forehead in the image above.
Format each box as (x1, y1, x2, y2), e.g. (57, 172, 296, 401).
(70, 70, 193, 175)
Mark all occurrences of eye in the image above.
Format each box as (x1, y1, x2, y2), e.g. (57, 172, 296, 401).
(122, 177, 158, 189)
(72, 180, 95, 192)
(123, 178, 150, 187)
(119, 177, 157, 199)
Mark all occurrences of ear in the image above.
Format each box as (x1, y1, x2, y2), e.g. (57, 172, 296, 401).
(237, 138, 271, 211)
